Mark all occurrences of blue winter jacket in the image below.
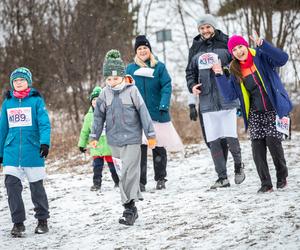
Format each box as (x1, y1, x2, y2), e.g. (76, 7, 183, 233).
(215, 40, 293, 129)
(0, 88, 51, 167)
(126, 61, 172, 122)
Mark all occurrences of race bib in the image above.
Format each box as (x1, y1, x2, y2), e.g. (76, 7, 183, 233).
(112, 157, 122, 177)
(198, 53, 219, 70)
(7, 107, 32, 128)
(276, 115, 290, 136)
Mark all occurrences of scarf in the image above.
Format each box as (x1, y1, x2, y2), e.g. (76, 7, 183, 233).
(239, 49, 254, 69)
(13, 88, 31, 99)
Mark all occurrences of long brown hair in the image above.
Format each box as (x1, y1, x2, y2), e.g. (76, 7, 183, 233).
(229, 58, 243, 81)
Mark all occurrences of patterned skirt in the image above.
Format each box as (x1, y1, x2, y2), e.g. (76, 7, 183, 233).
(248, 110, 283, 141)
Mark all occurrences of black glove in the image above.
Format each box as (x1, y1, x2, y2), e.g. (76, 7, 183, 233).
(0, 157, 3, 164)
(40, 144, 49, 158)
(189, 104, 198, 121)
(79, 147, 87, 153)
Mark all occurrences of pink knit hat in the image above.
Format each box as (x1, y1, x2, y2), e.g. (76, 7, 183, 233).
(227, 35, 249, 54)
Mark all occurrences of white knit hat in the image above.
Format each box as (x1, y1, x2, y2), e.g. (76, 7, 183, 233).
(197, 14, 217, 29)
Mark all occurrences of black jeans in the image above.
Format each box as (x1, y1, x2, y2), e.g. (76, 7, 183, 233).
(140, 145, 167, 185)
(5, 175, 49, 223)
(93, 158, 119, 186)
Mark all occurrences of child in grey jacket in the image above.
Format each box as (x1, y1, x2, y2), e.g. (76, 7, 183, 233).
(90, 50, 156, 226)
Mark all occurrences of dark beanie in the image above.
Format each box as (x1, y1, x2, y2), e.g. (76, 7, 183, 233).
(134, 35, 152, 52)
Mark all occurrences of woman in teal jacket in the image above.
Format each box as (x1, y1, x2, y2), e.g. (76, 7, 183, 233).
(126, 35, 183, 191)
(0, 67, 51, 236)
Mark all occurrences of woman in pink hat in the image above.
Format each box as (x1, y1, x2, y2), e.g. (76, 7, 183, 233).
(213, 32, 292, 193)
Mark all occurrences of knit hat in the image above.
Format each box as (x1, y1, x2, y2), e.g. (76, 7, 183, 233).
(227, 35, 249, 55)
(103, 50, 125, 78)
(89, 86, 102, 101)
(10, 67, 32, 89)
(134, 35, 152, 52)
(197, 14, 217, 29)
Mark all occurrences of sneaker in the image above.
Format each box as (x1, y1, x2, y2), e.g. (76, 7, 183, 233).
(257, 186, 273, 193)
(277, 179, 287, 189)
(156, 179, 167, 190)
(140, 183, 146, 192)
(210, 178, 230, 189)
(35, 219, 49, 234)
(90, 184, 101, 191)
(11, 223, 25, 237)
(234, 165, 246, 184)
(119, 207, 138, 226)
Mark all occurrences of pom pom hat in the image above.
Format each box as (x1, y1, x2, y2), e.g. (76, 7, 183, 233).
(227, 35, 249, 55)
(102, 50, 125, 78)
(10, 67, 32, 89)
(134, 35, 152, 52)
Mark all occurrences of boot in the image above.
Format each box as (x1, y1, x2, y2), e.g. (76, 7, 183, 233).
(119, 201, 138, 226)
(35, 219, 49, 234)
(140, 183, 146, 192)
(90, 184, 101, 191)
(156, 179, 167, 190)
(11, 223, 25, 237)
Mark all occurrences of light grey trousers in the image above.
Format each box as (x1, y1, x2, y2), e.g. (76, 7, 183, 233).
(110, 144, 143, 205)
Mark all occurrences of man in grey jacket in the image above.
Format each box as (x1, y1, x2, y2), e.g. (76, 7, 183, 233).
(186, 14, 245, 189)
(90, 50, 156, 226)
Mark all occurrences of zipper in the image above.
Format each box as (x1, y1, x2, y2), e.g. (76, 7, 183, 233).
(250, 68, 268, 111)
(19, 98, 22, 167)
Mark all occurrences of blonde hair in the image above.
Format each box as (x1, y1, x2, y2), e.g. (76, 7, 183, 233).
(134, 53, 158, 68)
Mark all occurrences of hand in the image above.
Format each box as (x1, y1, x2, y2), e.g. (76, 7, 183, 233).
(212, 59, 223, 75)
(189, 104, 198, 121)
(192, 84, 202, 95)
(249, 31, 263, 47)
(147, 138, 157, 149)
(0, 157, 3, 164)
(40, 144, 49, 158)
(79, 147, 87, 153)
(90, 140, 98, 148)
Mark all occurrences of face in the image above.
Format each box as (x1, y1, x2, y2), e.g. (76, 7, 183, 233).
(105, 76, 124, 88)
(13, 78, 29, 91)
(91, 98, 97, 108)
(232, 45, 248, 61)
(136, 46, 151, 62)
(198, 24, 215, 40)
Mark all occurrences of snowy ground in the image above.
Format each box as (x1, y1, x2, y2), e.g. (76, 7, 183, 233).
(1, 134, 300, 250)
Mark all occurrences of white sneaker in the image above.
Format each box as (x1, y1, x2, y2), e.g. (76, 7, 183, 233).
(210, 178, 230, 189)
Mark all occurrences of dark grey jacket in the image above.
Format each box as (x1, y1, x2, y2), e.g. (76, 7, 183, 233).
(186, 30, 239, 113)
(90, 76, 155, 146)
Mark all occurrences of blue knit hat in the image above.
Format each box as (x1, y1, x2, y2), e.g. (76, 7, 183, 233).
(10, 67, 32, 89)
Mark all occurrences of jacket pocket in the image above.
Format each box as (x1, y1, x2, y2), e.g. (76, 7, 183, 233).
(4, 134, 15, 147)
(123, 105, 139, 125)
(27, 136, 40, 148)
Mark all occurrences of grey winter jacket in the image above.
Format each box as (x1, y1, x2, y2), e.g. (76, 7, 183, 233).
(186, 30, 239, 113)
(90, 76, 155, 146)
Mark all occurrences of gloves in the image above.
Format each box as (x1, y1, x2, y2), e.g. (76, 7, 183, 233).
(90, 140, 98, 149)
(0, 157, 3, 164)
(79, 147, 87, 153)
(189, 104, 198, 121)
(236, 108, 242, 117)
(147, 138, 157, 149)
(40, 144, 49, 158)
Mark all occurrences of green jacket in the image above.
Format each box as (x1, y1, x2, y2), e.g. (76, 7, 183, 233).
(78, 107, 111, 156)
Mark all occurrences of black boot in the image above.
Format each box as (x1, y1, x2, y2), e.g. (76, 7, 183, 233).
(11, 222, 25, 237)
(35, 219, 49, 234)
(119, 200, 138, 226)
(156, 179, 167, 190)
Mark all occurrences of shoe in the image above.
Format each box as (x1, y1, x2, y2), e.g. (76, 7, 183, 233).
(35, 219, 49, 234)
(277, 179, 287, 189)
(114, 182, 119, 188)
(156, 179, 167, 190)
(90, 184, 101, 191)
(257, 186, 273, 193)
(234, 164, 246, 184)
(119, 207, 138, 226)
(210, 178, 230, 189)
(11, 223, 25, 237)
(140, 183, 146, 192)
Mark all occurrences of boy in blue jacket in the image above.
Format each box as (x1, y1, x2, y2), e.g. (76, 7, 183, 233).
(0, 67, 51, 237)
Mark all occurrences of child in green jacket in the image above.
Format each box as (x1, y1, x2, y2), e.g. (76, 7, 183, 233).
(78, 86, 119, 191)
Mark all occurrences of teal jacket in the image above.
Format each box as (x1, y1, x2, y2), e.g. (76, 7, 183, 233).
(126, 61, 172, 122)
(78, 107, 112, 156)
(0, 89, 51, 167)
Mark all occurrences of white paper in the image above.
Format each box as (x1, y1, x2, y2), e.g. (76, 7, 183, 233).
(7, 107, 32, 128)
(276, 115, 290, 136)
(133, 68, 155, 78)
(198, 53, 219, 70)
(112, 157, 122, 176)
